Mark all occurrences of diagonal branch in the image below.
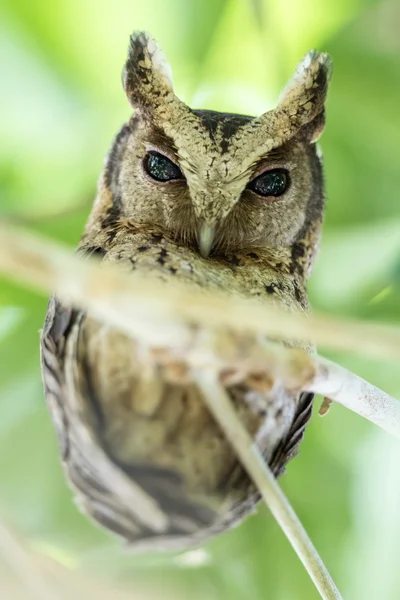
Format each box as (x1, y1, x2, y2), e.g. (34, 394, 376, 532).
(193, 370, 343, 600)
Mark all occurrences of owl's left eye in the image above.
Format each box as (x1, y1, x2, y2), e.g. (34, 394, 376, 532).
(247, 168, 289, 197)
(144, 151, 183, 182)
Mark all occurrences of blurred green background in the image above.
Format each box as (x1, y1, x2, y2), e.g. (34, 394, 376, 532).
(1, 0, 400, 598)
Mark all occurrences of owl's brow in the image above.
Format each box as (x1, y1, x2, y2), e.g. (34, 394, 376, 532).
(246, 145, 292, 175)
(143, 126, 179, 159)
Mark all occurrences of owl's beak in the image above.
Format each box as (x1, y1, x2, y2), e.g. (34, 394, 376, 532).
(197, 224, 216, 258)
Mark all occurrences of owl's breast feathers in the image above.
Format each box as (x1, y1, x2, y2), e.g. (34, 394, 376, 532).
(41, 222, 313, 549)
(82, 217, 311, 309)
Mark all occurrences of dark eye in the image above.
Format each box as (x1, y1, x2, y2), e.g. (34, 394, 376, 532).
(144, 151, 183, 182)
(247, 169, 289, 197)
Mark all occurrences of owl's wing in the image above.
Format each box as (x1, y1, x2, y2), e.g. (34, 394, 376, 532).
(40, 297, 218, 547)
(41, 296, 314, 547)
(40, 296, 75, 461)
(41, 297, 160, 541)
(269, 391, 314, 477)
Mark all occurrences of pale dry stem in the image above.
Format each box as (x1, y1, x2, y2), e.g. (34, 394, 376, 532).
(1, 224, 400, 358)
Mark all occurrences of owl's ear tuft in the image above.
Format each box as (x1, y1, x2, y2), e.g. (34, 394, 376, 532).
(278, 50, 333, 139)
(279, 51, 332, 105)
(123, 31, 174, 111)
(297, 111, 327, 143)
(246, 51, 332, 149)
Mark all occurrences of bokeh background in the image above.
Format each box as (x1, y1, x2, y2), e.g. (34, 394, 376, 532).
(1, 0, 400, 598)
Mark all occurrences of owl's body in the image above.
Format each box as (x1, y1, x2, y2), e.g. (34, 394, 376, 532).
(41, 33, 331, 548)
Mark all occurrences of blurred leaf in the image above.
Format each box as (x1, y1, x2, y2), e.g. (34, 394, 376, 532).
(322, 22, 400, 227)
(192, 0, 375, 113)
(310, 219, 400, 311)
(344, 432, 400, 600)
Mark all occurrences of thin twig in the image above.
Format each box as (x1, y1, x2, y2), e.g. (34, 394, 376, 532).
(193, 370, 343, 600)
(310, 358, 400, 438)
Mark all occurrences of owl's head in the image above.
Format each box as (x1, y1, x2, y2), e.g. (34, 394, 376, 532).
(95, 32, 332, 276)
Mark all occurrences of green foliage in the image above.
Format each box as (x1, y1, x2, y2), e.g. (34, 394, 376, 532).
(1, 1, 400, 598)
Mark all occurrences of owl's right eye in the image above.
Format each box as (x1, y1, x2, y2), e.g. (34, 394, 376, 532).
(144, 151, 183, 182)
(247, 168, 289, 198)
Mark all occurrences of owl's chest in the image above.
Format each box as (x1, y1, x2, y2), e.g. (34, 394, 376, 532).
(88, 228, 309, 312)
(67, 227, 311, 547)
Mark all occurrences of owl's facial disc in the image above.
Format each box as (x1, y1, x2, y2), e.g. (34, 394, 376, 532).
(137, 128, 301, 257)
(118, 31, 331, 262)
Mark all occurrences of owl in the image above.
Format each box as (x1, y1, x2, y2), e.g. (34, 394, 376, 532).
(41, 32, 332, 550)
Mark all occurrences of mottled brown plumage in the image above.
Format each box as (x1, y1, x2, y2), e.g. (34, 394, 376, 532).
(41, 32, 332, 549)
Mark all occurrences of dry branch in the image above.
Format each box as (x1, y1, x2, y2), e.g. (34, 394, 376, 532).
(1, 224, 400, 359)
